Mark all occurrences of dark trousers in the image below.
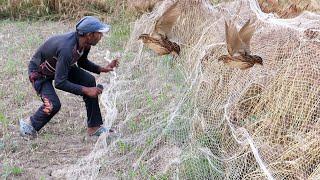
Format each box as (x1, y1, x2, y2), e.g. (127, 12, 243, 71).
(30, 66, 103, 131)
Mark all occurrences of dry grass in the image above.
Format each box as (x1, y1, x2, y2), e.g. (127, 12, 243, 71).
(0, 0, 135, 22)
(1, 0, 318, 21)
(258, 0, 320, 18)
(127, 0, 163, 14)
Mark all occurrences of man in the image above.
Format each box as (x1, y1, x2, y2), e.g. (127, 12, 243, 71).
(19, 16, 119, 137)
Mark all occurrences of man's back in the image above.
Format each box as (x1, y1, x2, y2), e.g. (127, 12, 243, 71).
(28, 31, 77, 75)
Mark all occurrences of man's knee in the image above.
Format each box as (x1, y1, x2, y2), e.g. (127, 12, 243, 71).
(85, 74, 96, 87)
(41, 95, 61, 115)
(51, 100, 61, 114)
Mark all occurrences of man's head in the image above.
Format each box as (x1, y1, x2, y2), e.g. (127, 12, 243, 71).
(76, 16, 111, 46)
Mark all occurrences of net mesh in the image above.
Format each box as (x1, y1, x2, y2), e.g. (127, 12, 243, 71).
(53, 0, 320, 179)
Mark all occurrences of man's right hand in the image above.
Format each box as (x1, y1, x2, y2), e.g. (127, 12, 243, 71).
(82, 87, 102, 98)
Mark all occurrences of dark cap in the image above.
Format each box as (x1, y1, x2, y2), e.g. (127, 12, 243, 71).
(76, 16, 111, 35)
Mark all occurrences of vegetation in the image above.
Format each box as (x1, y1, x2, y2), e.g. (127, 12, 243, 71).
(0, 0, 137, 22)
(182, 156, 222, 180)
(0, 0, 319, 179)
(0, 0, 318, 22)
(1, 163, 22, 179)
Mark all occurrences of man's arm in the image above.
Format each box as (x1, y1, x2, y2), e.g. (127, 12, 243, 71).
(77, 49, 101, 74)
(54, 49, 84, 95)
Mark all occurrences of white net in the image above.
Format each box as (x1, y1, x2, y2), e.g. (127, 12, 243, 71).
(53, 0, 320, 179)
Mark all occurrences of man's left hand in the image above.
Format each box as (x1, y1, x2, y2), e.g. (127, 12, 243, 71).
(100, 59, 120, 73)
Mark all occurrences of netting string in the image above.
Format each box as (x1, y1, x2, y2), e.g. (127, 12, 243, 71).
(224, 103, 275, 180)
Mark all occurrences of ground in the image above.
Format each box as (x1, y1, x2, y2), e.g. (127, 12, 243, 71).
(0, 20, 115, 179)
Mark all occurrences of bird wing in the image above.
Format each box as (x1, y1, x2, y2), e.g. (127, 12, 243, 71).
(225, 20, 247, 56)
(154, 1, 181, 37)
(225, 61, 253, 70)
(238, 19, 255, 54)
(144, 42, 170, 55)
(140, 35, 170, 55)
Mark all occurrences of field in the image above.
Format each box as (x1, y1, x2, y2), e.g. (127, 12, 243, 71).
(0, 0, 320, 179)
(0, 19, 129, 179)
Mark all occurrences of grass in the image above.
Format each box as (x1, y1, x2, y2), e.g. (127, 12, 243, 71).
(0, 114, 10, 126)
(0, 135, 19, 154)
(161, 54, 175, 67)
(98, 21, 131, 52)
(0, 20, 37, 115)
(1, 0, 319, 179)
(116, 140, 131, 155)
(150, 174, 169, 180)
(4, 58, 18, 75)
(108, 22, 131, 51)
(0, 0, 128, 20)
(0, 163, 23, 179)
(182, 156, 222, 180)
(127, 117, 154, 134)
(128, 169, 137, 179)
(26, 34, 44, 47)
(196, 130, 221, 151)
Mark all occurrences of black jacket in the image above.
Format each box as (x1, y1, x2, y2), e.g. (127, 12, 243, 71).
(28, 32, 100, 95)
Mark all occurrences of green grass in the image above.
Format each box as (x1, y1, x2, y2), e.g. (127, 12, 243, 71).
(116, 140, 131, 155)
(1, 164, 23, 179)
(150, 174, 169, 180)
(0, 140, 4, 151)
(26, 34, 44, 47)
(108, 22, 131, 51)
(127, 117, 153, 134)
(0, 114, 10, 126)
(0, 134, 19, 154)
(4, 58, 18, 75)
(137, 163, 149, 178)
(43, 132, 54, 144)
(182, 157, 222, 180)
(164, 116, 191, 145)
(121, 51, 135, 62)
(128, 169, 137, 179)
(0, 0, 130, 21)
(161, 54, 175, 67)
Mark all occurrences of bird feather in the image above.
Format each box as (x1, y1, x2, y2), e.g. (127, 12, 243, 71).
(238, 19, 255, 54)
(225, 20, 247, 56)
(154, 1, 181, 37)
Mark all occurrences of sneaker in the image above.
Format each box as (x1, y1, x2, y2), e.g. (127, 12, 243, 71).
(19, 119, 36, 137)
(89, 127, 114, 136)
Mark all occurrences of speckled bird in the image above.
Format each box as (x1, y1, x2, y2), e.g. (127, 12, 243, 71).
(218, 19, 263, 70)
(138, 1, 181, 56)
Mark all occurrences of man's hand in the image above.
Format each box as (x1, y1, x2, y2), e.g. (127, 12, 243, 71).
(82, 87, 102, 98)
(108, 58, 120, 69)
(99, 59, 120, 73)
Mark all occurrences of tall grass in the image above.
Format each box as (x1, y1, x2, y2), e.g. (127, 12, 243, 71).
(0, 0, 137, 22)
(1, 0, 317, 22)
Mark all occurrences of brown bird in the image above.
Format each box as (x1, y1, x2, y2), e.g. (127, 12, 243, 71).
(218, 19, 263, 70)
(138, 1, 181, 56)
